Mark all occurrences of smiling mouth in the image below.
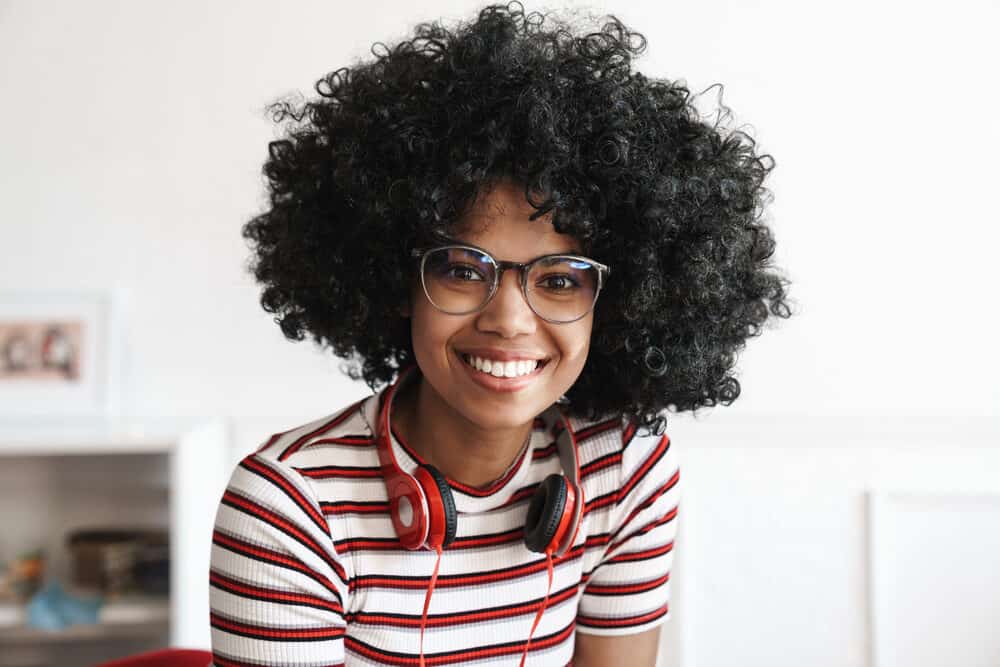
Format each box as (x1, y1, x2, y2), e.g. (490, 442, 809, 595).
(459, 353, 550, 379)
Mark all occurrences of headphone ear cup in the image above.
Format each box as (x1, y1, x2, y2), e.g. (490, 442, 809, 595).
(418, 464, 458, 548)
(524, 474, 567, 553)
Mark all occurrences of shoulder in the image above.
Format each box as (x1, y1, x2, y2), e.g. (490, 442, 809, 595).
(252, 395, 375, 466)
(217, 395, 378, 542)
(568, 412, 678, 508)
(224, 395, 377, 512)
(567, 412, 673, 467)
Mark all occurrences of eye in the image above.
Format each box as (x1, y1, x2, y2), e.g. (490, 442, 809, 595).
(445, 264, 487, 282)
(537, 274, 581, 291)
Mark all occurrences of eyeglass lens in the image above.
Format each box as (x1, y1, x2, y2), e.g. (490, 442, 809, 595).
(421, 247, 600, 322)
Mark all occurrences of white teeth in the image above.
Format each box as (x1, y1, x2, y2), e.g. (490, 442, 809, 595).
(463, 354, 540, 378)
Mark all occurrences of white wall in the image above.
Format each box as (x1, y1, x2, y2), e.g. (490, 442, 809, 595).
(2, 1, 998, 665)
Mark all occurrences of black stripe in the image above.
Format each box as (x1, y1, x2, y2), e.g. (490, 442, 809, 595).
(212, 530, 345, 602)
(219, 492, 340, 576)
(211, 613, 344, 643)
(576, 605, 667, 629)
(240, 456, 331, 539)
(210, 571, 342, 614)
(345, 618, 574, 662)
(350, 582, 578, 625)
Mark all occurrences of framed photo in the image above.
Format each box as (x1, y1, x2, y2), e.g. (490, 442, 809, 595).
(0, 291, 120, 418)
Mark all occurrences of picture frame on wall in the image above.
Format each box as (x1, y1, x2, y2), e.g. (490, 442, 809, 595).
(0, 290, 121, 419)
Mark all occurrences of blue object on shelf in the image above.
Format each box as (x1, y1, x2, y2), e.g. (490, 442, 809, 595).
(26, 581, 103, 631)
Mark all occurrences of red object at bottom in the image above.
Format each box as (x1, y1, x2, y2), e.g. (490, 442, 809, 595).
(95, 648, 213, 667)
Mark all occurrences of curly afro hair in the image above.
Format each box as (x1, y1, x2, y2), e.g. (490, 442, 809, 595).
(242, 1, 792, 434)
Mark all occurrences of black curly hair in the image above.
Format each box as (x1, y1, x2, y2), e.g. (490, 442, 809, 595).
(242, 2, 792, 434)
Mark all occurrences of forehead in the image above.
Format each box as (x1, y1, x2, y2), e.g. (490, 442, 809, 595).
(451, 182, 581, 258)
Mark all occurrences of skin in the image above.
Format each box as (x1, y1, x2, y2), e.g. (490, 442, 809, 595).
(394, 179, 593, 488)
(395, 179, 661, 666)
(574, 628, 662, 666)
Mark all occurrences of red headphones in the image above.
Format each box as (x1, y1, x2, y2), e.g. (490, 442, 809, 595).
(371, 364, 584, 556)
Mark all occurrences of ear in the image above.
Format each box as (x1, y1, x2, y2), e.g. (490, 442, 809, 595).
(398, 300, 411, 318)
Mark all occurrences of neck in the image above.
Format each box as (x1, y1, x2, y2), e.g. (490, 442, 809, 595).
(392, 375, 533, 489)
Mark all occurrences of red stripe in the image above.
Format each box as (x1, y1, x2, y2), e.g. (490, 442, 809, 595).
(213, 654, 345, 667)
(221, 491, 342, 576)
(392, 425, 532, 497)
(333, 536, 399, 552)
(504, 475, 625, 514)
(210, 569, 343, 614)
(352, 546, 586, 590)
(618, 435, 670, 503)
(621, 421, 638, 448)
(321, 500, 390, 516)
(584, 490, 617, 514)
(212, 655, 343, 667)
(580, 452, 621, 478)
(532, 443, 558, 460)
(308, 435, 373, 447)
(278, 400, 364, 461)
(577, 604, 668, 629)
(212, 530, 346, 594)
(612, 474, 680, 543)
(584, 573, 669, 596)
(254, 431, 283, 455)
(351, 585, 577, 628)
(452, 527, 523, 549)
(573, 418, 619, 443)
(609, 505, 678, 556)
(241, 455, 330, 538)
(335, 527, 525, 554)
(501, 485, 539, 507)
(606, 542, 674, 565)
(345, 620, 575, 665)
(211, 612, 344, 641)
(298, 466, 382, 479)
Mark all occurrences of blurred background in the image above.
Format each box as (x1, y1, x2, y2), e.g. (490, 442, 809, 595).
(1, 0, 998, 665)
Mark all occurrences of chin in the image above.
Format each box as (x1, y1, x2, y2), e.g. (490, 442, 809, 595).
(457, 399, 544, 431)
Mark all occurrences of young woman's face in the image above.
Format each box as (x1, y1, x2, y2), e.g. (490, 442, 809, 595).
(406, 180, 594, 431)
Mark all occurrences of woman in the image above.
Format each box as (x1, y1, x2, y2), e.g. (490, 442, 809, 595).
(210, 3, 791, 665)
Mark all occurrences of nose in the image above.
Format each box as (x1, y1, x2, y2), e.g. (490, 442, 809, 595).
(475, 268, 537, 338)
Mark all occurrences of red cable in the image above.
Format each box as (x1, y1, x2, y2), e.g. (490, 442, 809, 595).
(520, 551, 555, 666)
(419, 546, 443, 667)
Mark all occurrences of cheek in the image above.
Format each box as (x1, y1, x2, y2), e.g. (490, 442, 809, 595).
(555, 320, 593, 368)
(410, 305, 440, 353)
(410, 298, 466, 357)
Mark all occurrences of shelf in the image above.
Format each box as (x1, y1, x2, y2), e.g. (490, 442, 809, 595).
(0, 596, 169, 644)
(0, 418, 229, 649)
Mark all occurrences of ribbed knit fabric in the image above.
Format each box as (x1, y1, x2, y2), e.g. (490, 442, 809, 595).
(209, 390, 680, 666)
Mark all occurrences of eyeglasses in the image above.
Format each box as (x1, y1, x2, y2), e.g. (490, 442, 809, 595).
(411, 243, 611, 324)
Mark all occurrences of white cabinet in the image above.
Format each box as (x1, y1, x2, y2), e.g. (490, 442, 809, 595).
(0, 418, 228, 666)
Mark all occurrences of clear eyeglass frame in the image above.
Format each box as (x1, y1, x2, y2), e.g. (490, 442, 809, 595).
(410, 242, 611, 324)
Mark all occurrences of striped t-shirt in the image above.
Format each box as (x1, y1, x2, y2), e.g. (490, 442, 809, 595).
(209, 389, 680, 666)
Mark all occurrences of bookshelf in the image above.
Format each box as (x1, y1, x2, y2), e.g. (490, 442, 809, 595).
(0, 417, 228, 666)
